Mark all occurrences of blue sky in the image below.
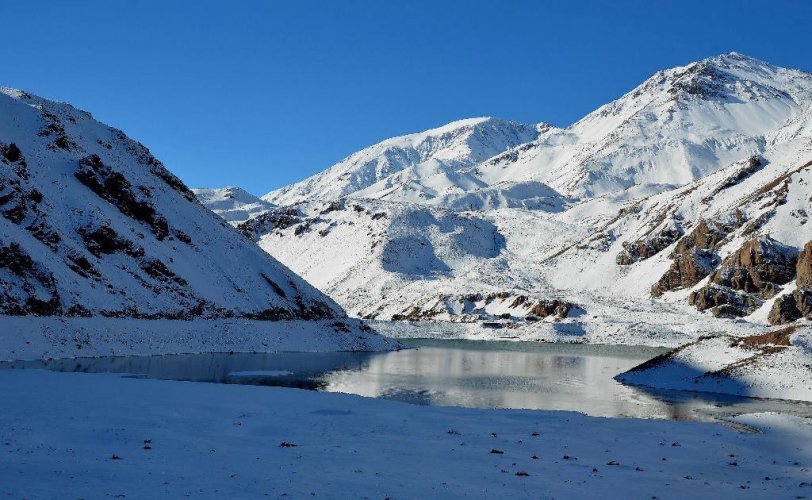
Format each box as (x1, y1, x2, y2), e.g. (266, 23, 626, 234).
(0, 1, 810, 195)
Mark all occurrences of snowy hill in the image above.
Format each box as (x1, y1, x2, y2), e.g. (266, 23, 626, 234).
(191, 186, 274, 225)
(0, 86, 348, 323)
(485, 52, 812, 199)
(264, 54, 812, 211)
(200, 53, 812, 344)
(263, 117, 544, 208)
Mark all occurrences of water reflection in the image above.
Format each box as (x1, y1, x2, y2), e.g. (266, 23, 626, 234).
(3, 339, 810, 423)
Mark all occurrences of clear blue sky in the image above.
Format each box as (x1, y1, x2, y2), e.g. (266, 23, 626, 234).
(1, 1, 810, 195)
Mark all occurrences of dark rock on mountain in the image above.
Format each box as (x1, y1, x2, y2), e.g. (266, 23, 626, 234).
(709, 237, 797, 298)
(768, 289, 812, 325)
(796, 242, 812, 288)
(651, 219, 735, 296)
(691, 237, 799, 317)
(688, 284, 760, 318)
(616, 227, 682, 265)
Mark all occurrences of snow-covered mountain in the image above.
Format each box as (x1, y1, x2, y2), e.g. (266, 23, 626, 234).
(0, 86, 347, 322)
(201, 53, 812, 344)
(485, 52, 812, 199)
(192, 186, 274, 225)
(264, 117, 545, 209)
(263, 54, 812, 211)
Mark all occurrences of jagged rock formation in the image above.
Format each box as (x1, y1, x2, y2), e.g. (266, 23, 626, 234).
(386, 292, 573, 322)
(616, 226, 682, 266)
(797, 242, 812, 288)
(690, 237, 799, 317)
(650, 219, 735, 296)
(768, 242, 812, 324)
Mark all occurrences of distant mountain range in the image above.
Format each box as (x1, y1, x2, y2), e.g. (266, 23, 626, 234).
(200, 53, 812, 342)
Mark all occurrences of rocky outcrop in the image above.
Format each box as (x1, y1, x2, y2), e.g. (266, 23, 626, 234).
(710, 237, 798, 298)
(797, 242, 812, 288)
(690, 237, 798, 317)
(388, 292, 575, 323)
(768, 242, 812, 324)
(688, 284, 760, 318)
(238, 206, 303, 240)
(768, 293, 803, 325)
(651, 248, 716, 297)
(616, 226, 682, 265)
(650, 219, 730, 296)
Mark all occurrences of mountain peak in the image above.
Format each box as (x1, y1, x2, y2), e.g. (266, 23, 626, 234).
(263, 116, 540, 205)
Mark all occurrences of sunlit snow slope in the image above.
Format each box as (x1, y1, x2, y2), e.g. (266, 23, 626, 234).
(201, 53, 812, 343)
(0, 87, 343, 321)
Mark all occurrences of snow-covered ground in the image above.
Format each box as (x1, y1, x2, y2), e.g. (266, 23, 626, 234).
(1, 369, 810, 499)
(617, 326, 812, 401)
(191, 186, 275, 225)
(0, 315, 398, 361)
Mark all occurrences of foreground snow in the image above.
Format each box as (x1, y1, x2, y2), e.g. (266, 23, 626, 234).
(1, 369, 810, 499)
(0, 315, 398, 361)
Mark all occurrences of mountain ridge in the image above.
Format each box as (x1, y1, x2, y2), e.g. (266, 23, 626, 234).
(255, 53, 811, 210)
(0, 86, 348, 322)
(199, 52, 812, 343)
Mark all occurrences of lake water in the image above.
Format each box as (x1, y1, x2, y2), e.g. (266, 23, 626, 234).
(4, 339, 811, 423)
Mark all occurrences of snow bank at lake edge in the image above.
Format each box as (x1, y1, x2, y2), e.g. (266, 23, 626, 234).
(0, 315, 400, 361)
(616, 325, 812, 402)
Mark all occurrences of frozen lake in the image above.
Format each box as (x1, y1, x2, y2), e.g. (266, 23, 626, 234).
(4, 339, 810, 422)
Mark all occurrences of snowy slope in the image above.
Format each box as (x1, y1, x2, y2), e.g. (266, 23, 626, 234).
(264, 117, 544, 208)
(0, 86, 345, 322)
(191, 186, 274, 225)
(263, 54, 812, 211)
(617, 326, 812, 401)
(488, 52, 812, 199)
(199, 53, 812, 346)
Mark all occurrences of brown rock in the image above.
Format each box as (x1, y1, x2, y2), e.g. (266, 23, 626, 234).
(768, 294, 802, 325)
(652, 247, 716, 296)
(688, 284, 759, 317)
(616, 227, 682, 265)
(796, 242, 812, 288)
(709, 237, 797, 298)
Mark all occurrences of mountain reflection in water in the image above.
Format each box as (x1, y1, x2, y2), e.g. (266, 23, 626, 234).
(4, 339, 810, 423)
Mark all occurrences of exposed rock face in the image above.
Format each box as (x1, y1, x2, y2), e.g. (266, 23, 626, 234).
(710, 237, 798, 298)
(651, 219, 729, 296)
(768, 289, 812, 325)
(616, 227, 682, 265)
(768, 294, 802, 325)
(238, 206, 303, 241)
(387, 292, 575, 322)
(651, 248, 716, 297)
(768, 242, 812, 325)
(797, 242, 812, 288)
(0, 242, 61, 316)
(688, 284, 760, 318)
(690, 237, 798, 317)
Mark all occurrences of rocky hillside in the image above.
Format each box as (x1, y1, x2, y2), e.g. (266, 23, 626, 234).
(0, 86, 346, 322)
(200, 53, 812, 343)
